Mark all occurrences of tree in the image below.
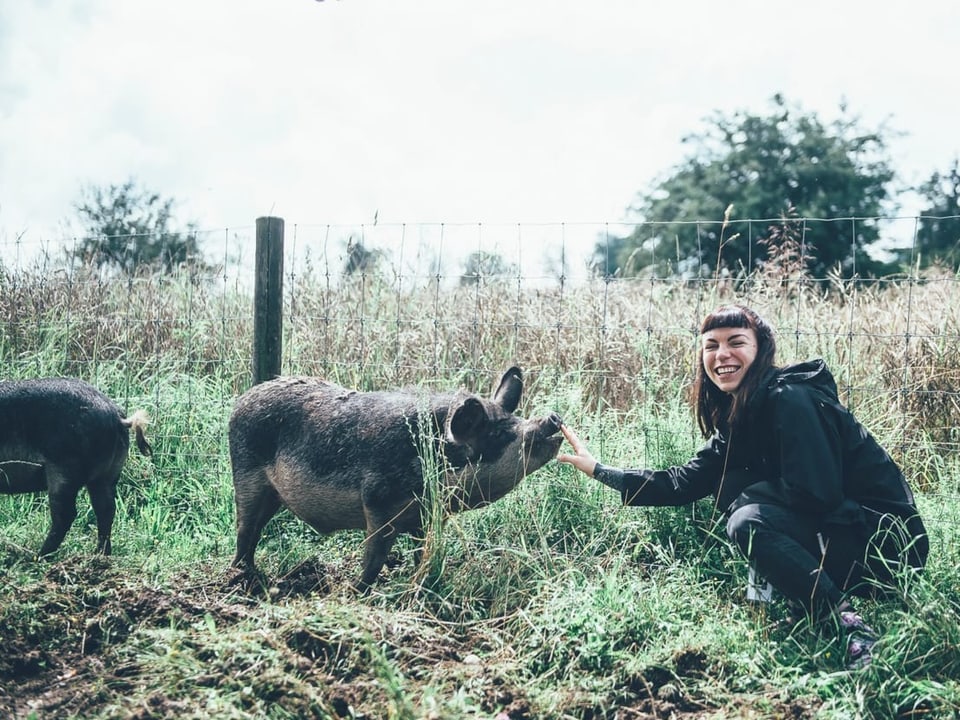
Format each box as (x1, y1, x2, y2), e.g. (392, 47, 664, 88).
(594, 95, 898, 280)
(897, 157, 960, 270)
(343, 236, 382, 276)
(459, 251, 517, 286)
(71, 179, 205, 274)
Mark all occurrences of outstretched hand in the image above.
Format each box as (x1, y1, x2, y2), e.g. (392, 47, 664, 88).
(556, 424, 598, 477)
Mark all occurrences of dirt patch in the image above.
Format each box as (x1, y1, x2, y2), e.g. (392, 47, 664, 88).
(0, 554, 819, 719)
(0, 555, 257, 718)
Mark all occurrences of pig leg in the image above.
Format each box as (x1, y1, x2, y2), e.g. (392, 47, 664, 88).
(357, 510, 403, 592)
(232, 472, 282, 571)
(38, 469, 80, 558)
(410, 528, 426, 570)
(87, 479, 117, 555)
(408, 526, 443, 586)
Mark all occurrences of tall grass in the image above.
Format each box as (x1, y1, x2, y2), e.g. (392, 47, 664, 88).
(1, 255, 959, 718)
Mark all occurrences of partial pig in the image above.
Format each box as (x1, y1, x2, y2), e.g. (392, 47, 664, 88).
(229, 366, 562, 591)
(0, 378, 151, 557)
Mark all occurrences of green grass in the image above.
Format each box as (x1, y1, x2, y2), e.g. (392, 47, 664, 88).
(1, 262, 959, 718)
(1, 404, 958, 718)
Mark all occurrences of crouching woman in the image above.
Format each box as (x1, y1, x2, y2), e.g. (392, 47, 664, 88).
(558, 304, 928, 668)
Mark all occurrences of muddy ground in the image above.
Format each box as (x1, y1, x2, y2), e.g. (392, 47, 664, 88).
(0, 553, 818, 719)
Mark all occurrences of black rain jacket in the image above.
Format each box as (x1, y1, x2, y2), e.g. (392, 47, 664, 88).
(618, 359, 924, 532)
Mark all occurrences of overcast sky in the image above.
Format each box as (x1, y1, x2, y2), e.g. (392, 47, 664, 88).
(1, 0, 957, 272)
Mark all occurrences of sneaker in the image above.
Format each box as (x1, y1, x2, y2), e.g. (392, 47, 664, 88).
(840, 611, 878, 669)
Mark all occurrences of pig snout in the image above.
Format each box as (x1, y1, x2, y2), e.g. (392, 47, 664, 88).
(546, 412, 563, 434)
(526, 412, 564, 454)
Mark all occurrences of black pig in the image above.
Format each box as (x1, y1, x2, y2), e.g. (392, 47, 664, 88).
(229, 366, 563, 591)
(0, 378, 151, 557)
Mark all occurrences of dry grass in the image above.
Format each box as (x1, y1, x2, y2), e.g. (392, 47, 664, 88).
(2, 254, 959, 718)
(3, 256, 958, 469)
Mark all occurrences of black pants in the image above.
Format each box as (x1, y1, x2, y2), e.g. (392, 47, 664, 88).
(725, 502, 928, 617)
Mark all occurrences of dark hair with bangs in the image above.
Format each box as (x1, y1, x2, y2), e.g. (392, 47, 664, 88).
(692, 304, 777, 437)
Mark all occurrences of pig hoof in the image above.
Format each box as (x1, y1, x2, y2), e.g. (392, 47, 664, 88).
(351, 579, 375, 596)
(225, 565, 270, 596)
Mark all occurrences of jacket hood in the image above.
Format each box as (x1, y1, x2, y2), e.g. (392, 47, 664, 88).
(765, 358, 839, 399)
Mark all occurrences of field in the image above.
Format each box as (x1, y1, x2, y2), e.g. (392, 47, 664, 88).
(1, 259, 959, 719)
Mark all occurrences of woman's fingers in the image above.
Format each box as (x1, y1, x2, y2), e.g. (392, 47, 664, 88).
(560, 423, 582, 451)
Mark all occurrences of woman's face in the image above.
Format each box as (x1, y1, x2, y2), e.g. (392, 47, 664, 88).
(701, 326, 759, 393)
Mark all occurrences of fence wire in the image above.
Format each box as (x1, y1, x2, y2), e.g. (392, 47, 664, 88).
(2, 218, 958, 521)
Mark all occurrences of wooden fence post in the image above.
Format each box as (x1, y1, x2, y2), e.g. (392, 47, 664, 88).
(252, 216, 284, 385)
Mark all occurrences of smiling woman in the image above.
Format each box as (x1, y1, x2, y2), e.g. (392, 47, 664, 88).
(701, 323, 760, 394)
(558, 303, 929, 671)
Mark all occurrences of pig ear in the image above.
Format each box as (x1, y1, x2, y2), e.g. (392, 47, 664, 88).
(491, 366, 523, 413)
(447, 396, 488, 443)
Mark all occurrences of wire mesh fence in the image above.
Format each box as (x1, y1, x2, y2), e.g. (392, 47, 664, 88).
(2, 217, 958, 505)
